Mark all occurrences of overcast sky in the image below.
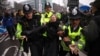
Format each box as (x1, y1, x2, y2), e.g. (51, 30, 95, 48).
(8, 0, 95, 8)
(79, 0, 95, 6)
(52, 0, 95, 6)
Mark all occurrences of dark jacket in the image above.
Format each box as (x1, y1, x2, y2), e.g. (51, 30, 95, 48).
(45, 21, 60, 40)
(16, 13, 23, 23)
(83, 11, 100, 56)
(19, 15, 43, 42)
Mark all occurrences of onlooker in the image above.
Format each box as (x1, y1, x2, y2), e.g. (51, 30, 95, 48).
(3, 9, 15, 40)
(83, 0, 100, 56)
(16, 9, 24, 23)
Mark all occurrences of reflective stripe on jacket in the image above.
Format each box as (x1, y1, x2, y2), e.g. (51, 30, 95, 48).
(41, 12, 53, 25)
(61, 25, 85, 51)
(15, 23, 22, 39)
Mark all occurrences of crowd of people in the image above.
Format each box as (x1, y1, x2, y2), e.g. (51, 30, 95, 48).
(0, 0, 100, 56)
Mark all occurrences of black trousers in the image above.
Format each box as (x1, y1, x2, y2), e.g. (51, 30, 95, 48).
(20, 38, 43, 56)
(23, 40, 29, 53)
(43, 38, 59, 56)
(30, 39, 43, 56)
(6, 26, 15, 38)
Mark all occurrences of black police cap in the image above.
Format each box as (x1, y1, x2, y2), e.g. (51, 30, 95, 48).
(69, 7, 81, 20)
(23, 4, 33, 14)
(45, 2, 51, 9)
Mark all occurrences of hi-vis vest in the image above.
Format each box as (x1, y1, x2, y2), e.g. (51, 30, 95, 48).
(15, 23, 22, 39)
(61, 25, 85, 51)
(41, 11, 53, 37)
(41, 11, 53, 25)
(56, 12, 61, 19)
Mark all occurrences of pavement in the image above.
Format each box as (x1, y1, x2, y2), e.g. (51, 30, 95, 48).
(0, 33, 25, 56)
(0, 25, 25, 56)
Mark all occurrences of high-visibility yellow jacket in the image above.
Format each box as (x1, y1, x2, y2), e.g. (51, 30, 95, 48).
(15, 23, 22, 39)
(61, 25, 86, 51)
(41, 11, 53, 25)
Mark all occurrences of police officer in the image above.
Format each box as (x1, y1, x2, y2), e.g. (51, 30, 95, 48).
(41, 2, 53, 25)
(59, 8, 86, 56)
(16, 4, 43, 56)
